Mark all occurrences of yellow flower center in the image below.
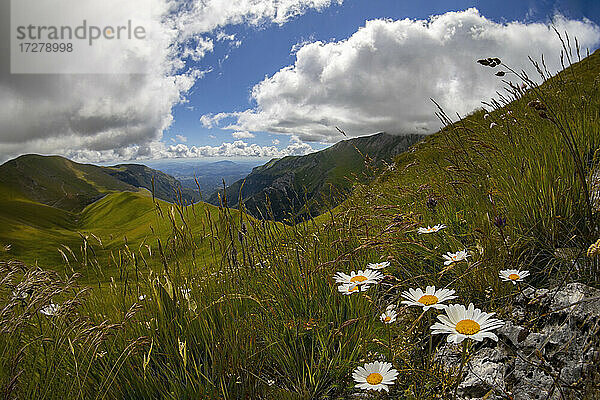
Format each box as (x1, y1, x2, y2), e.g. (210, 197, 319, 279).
(455, 319, 481, 335)
(350, 275, 368, 283)
(366, 372, 383, 385)
(348, 285, 359, 292)
(418, 295, 438, 306)
(508, 273, 520, 280)
(384, 316, 391, 322)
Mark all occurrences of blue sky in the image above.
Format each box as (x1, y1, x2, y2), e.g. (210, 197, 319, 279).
(163, 0, 600, 153)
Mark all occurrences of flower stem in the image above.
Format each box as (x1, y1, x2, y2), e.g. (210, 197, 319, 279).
(516, 281, 529, 302)
(388, 324, 392, 360)
(427, 312, 433, 368)
(453, 340, 469, 400)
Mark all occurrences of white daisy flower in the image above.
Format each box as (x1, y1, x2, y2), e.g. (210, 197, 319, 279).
(431, 303, 504, 344)
(380, 309, 397, 324)
(138, 295, 147, 301)
(401, 286, 457, 310)
(443, 250, 469, 266)
(367, 261, 390, 270)
(353, 361, 398, 392)
(499, 269, 530, 284)
(40, 304, 60, 316)
(417, 224, 446, 234)
(337, 283, 371, 295)
(333, 269, 383, 286)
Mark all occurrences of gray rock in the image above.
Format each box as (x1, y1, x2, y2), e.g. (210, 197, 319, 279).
(436, 283, 600, 400)
(457, 347, 507, 399)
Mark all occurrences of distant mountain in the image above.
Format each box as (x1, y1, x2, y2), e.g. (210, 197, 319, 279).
(209, 132, 425, 221)
(0, 154, 197, 212)
(147, 160, 257, 198)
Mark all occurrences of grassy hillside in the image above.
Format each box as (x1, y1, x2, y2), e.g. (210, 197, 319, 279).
(0, 155, 206, 272)
(0, 180, 79, 265)
(0, 154, 136, 212)
(210, 132, 424, 221)
(0, 155, 199, 213)
(1, 48, 599, 399)
(0, 186, 237, 278)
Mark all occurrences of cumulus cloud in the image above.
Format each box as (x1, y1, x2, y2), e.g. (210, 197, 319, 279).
(232, 130, 255, 138)
(213, 8, 600, 142)
(0, 0, 343, 163)
(66, 137, 315, 163)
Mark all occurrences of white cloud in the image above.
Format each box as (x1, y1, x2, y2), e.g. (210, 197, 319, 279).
(286, 135, 314, 155)
(232, 130, 255, 138)
(66, 137, 315, 163)
(216, 31, 237, 42)
(0, 0, 193, 161)
(0, 0, 343, 162)
(291, 36, 315, 54)
(216, 31, 236, 42)
(181, 36, 215, 61)
(199, 112, 230, 129)
(173, 0, 343, 38)
(272, 138, 280, 144)
(175, 134, 188, 142)
(213, 9, 600, 142)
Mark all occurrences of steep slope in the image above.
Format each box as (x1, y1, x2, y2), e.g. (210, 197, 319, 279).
(209, 132, 424, 221)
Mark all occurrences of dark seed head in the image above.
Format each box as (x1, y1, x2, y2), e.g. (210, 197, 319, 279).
(538, 110, 549, 120)
(477, 57, 502, 67)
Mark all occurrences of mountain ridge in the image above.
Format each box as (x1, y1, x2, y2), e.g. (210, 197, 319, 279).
(209, 132, 425, 221)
